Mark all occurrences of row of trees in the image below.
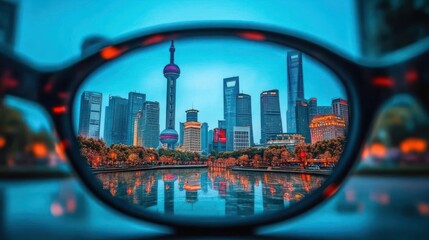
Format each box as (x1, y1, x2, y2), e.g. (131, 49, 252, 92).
(78, 136, 345, 169)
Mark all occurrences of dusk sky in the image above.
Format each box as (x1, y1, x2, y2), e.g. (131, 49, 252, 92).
(73, 38, 346, 143)
(7, 0, 359, 135)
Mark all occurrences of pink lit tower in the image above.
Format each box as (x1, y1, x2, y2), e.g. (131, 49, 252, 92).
(160, 41, 180, 149)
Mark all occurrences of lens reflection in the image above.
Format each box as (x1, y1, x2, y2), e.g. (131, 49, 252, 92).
(73, 37, 349, 217)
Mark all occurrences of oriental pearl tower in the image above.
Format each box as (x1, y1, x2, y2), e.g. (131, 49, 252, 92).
(160, 41, 180, 149)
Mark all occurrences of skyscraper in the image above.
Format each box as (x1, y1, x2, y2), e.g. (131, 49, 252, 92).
(260, 90, 283, 144)
(179, 122, 184, 145)
(332, 98, 349, 128)
(218, 120, 227, 129)
(233, 126, 251, 151)
(133, 110, 143, 146)
(183, 109, 201, 152)
(127, 92, 146, 145)
(201, 122, 209, 154)
(296, 99, 311, 143)
(104, 96, 128, 146)
(78, 91, 102, 139)
(208, 129, 214, 152)
(236, 93, 254, 146)
(142, 101, 160, 148)
(308, 98, 318, 121)
(287, 51, 304, 133)
(160, 41, 180, 149)
(223, 76, 240, 151)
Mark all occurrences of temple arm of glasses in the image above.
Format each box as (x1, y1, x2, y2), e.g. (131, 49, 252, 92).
(0, 47, 47, 102)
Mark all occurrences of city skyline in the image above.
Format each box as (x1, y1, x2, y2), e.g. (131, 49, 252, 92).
(73, 39, 346, 144)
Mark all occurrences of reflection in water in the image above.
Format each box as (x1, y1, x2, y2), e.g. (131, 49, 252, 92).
(96, 168, 326, 217)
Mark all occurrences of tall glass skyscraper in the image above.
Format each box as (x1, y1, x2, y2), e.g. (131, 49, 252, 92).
(223, 76, 240, 151)
(332, 98, 349, 128)
(308, 98, 318, 121)
(78, 91, 102, 139)
(236, 93, 254, 146)
(127, 92, 145, 145)
(260, 90, 283, 144)
(104, 96, 128, 146)
(142, 101, 160, 148)
(287, 51, 304, 133)
(201, 122, 208, 154)
(296, 99, 311, 143)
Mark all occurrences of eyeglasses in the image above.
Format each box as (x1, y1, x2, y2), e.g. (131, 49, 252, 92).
(1, 22, 429, 232)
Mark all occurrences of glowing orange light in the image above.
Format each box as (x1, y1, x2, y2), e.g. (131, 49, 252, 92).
(142, 35, 165, 45)
(55, 141, 67, 161)
(400, 138, 427, 153)
(369, 142, 387, 158)
(0, 136, 6, 149)
(109, 151, 117, 159)
(418, 202, 429, 216)
(51, 202, 64, 217)
(405, 70, 418, 83)
(238, 31, 266, 41)
(361, 146, 370, 160)
(52, 106, 67, 114)
(323, 183, 339, 198)
(32, 142, 48, 158)
(372, 76, 394, 88)
(100, 46, 123, 60)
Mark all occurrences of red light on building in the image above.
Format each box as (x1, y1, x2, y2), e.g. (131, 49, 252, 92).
(214, 128, 226, 143)
(372, 76, 394, 88)
(142, 35, 165, 45)
(238, 31, 266, 41)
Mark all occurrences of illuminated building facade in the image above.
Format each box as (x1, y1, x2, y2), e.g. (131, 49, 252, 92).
(213, 128, 227, 152)
(266, 133, 305, 151)
(260, 90, 283, 144)
(223, 77, 240, 151)
(133, 110, 142, 146)
(183, 109, 201, 152)
(287, 51, 304, 133)
(233, 126, 251, 151)
(160, 41, 180, 149)
(78, 91, 102, 139)
(309, 114, 346, 144)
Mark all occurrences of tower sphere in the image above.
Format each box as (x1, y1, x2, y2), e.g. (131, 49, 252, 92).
(160, 128, 179, 145)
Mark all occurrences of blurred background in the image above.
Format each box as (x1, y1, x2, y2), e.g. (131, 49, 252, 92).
(1, 0, 429, 239)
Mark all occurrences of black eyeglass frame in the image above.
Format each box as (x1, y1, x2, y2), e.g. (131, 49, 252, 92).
(2, 22, 429, 234)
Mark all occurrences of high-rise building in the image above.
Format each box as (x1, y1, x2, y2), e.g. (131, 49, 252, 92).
(78, 91, 102, 139)
(201, 122, 209, 154)
(208, 129, 214, 152)
(142, 101, 160, 148)
(186, 109, 198, 122)
(310, 114, 346, 144)
(127, 92, 146, 145)
(160, 41, 180, 149)
(179, 122, 184, 145)
(296, 99, 311, 143)
(260, 90, 283, 144)
(317, 106, 332, 115)
(213, 128, 226, 152)
(104, 96, 128, 146)
(223, 76, 240, 151)
(218, 120, 227, 129)
(236, 93, 254, 146)
(332, 98, 349, 127)
(233, 126, 251, 151)
(286, 51, 304, 133)
(308, 98, 318, 121)
(133, 110, 143, 146)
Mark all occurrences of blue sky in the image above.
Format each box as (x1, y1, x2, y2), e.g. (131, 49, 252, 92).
(7, 0, 359, 138)
(74, 38, 346, 143)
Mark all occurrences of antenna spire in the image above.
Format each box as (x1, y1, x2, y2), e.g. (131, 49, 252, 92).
(169, 40, 175, 64)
